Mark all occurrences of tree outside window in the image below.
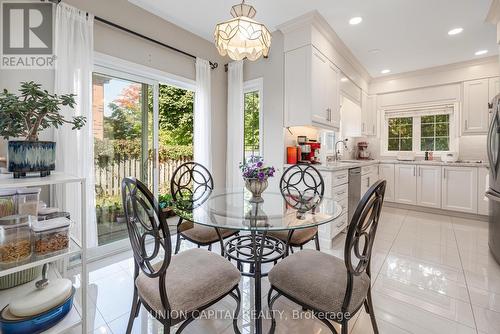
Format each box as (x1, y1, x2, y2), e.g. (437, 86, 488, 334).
(244, 91, 260, 158)
(388, 117, 413, 151)
(420, 114, 449, 151)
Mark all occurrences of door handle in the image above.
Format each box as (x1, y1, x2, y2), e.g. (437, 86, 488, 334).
(486, 191, 500, 202)
(487, 108, 499, 179)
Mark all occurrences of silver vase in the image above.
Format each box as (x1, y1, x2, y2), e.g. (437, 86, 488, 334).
(244, 179, 268, 203)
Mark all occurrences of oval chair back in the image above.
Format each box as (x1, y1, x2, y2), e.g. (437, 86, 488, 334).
(342, 179, 386, 313)
(170, 162, 214, 211)
(279, 164, 325, 215)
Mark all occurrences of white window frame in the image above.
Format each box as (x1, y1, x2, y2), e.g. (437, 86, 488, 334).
(243, 78, 264, 158)
(380, 102, 459, 157)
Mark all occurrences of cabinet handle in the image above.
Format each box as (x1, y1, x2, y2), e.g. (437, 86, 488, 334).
(413, 166, 416, 176)
(373, 125, 375, 134)
(418, 167, 421, 177)
(465, 120, 468, 130)
(444, 169, 446, 179)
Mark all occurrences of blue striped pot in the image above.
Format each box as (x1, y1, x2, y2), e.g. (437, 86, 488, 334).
(8, 141, 56, 178)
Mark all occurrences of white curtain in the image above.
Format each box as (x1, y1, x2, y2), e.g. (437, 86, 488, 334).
(226, 61, 244, 189)
(194, 58, 212, 171)
(54, 4, 97, 248)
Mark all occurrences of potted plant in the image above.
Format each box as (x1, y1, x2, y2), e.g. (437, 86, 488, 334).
(240, 156, 275, 202)
(0, 81, 86, 178)
(159, 193, 176, 218)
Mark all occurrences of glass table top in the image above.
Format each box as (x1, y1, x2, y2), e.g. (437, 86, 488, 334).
(172, 189, 343, 231)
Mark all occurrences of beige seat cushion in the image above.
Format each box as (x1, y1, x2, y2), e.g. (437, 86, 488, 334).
(135, 248, 240, 320)
(180, 221, 237, 244)
(267, 227, 318, 246)
(269, 249, 370, 314)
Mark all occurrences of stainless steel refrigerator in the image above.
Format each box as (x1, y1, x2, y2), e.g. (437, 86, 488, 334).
(487, 93, 500, 264)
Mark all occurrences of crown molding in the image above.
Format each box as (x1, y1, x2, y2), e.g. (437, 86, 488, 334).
(277, 10, 372, 82)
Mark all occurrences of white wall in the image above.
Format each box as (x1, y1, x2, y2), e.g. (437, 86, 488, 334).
(0, 0, 229, 187)
(243, 31, 285, 191)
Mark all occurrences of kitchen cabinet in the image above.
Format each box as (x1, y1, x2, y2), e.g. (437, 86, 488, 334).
(478, 167, 489, 215)
(394, 164, 417, 205)
(416, 165, 442, 208)
(463, 79, 490, 134)
(378, 164, 395, 202)
(284, 45, 340, 130)
(340, 96, 362, 137)
(489, 77, 500, 101)
(361, 92, 377, 136)
(442, 166, 478, 213)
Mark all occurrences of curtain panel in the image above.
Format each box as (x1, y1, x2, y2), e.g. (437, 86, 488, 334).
(194, 58, 212, 172)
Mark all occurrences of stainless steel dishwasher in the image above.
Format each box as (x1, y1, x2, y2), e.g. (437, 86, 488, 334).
(348, 167, 361, 223)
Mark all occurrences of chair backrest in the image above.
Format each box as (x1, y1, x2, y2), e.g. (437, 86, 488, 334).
(170, 162, 214, 210)
(279, 164, 325, 214)
(342, 179, 386, 312)
(121, 177, 172, 279)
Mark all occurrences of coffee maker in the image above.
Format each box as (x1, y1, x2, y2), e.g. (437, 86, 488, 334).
(357, 142, 371, 160)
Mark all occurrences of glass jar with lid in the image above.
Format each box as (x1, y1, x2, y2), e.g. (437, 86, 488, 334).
(0, 190, 16, 218)
(17, 188, 41, 218)
(0, 215, 32, 267)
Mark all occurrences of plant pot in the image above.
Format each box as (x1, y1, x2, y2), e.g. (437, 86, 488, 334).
(244, 178, 268, 203)
(162, 207, 176, 218)
(8, 141, 56, 178)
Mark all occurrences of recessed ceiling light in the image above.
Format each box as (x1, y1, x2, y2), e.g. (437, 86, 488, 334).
(368, 48, 381, 54)
(381, 69, 391, 74)
(448, 27, 463, 35)
(340, 77, 348, 82)
(475, 49, 488, 56)
(349, 17, 363, 25)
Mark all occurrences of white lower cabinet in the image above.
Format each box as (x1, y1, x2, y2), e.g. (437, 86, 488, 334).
(442, 166, 478, 213)
(394, 164, 417, 205)
(416, 166, 442, 208)
(378, 164, 395, 202)
(477, 167, 489, 215)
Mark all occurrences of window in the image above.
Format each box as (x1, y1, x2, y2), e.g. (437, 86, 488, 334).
(388, 117, 413, 151)
(243, 78, 263, 159)
(420, 114, 449, 151)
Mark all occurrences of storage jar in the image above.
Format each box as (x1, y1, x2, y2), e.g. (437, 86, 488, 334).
(32, 218, 71, 257)
(0, 215, 32, 267)
(16, 188, 41, 217)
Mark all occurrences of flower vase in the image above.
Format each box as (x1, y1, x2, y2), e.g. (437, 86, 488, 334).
(244, 178, 268, 203)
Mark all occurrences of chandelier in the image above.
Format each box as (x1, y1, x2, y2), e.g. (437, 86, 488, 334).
(214, 0, 271, 61)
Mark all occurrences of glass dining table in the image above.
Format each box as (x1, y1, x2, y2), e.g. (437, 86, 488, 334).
(172, 189, 343, 334)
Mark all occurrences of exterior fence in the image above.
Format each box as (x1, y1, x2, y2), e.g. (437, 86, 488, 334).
(94, 157, 191, 197)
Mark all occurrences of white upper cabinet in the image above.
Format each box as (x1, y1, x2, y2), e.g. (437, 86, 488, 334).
(442, 166, 478, 213)
(340, 96, 362, 137)
(361, 92, 377, 136)
(463, 79, 490, 134)
(378, 164, 395, 202)
(416, 165, 442, 208)
(394, 164, 417, 205)
(284, 45, 340, 130)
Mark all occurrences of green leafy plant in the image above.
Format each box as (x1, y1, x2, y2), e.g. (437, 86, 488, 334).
(0, 81, 86, 141)
(159, 193, 173, 209)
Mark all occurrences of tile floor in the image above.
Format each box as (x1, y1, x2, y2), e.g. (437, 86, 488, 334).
(68, 207, 500, 334)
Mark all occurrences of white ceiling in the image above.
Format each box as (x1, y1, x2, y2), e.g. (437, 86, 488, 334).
(129, 0, 497, 77)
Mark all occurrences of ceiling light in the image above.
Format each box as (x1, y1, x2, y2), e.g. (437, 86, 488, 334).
(368, 49, 381, 54)
(340, 77, 348, 82)
(381, 69, 391, 74)
(214, 0, 271, 61)
(349, 17, 363, 25)
(448, 27, 463, 35)
(475, 49, 488, 56)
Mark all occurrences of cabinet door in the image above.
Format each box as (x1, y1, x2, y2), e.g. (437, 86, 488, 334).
(463, 79, 489, 134)
(361, 174, 370, 197)
(378, 164, 395, 202)
(489, 77, 500, 101)
(328, 62, 340, 129)
(416, 166, 442, 208)
(442, 167, 478, 213)
(367, 95, 377, 136)
(311, 50, 331, 126)
(394, 165, 417, 205)
(478, 167, 489, 215)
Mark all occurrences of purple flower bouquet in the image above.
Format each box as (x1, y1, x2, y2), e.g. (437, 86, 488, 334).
(239, 156, 275, 202)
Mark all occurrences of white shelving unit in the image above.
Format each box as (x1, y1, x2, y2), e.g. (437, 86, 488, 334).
(0, 172, 88, 333)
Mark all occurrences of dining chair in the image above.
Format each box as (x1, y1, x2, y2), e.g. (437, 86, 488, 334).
(171, 162, 238, 255)
(267, 180, 386, 334)
(121, 177, 242, 334)
(268, 164, 325, 252)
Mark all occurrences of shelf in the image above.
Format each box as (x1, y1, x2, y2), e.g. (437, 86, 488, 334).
(0, 238, 82, 277)
(0, 172, 84, 188)
(0, 266, 82, 334)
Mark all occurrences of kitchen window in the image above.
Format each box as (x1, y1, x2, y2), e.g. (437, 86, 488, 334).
(243, 78, 264, 159)
(382, 104, 457, 155)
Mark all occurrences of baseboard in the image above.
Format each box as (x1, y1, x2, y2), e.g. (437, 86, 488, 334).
(384, 202, 488, 222)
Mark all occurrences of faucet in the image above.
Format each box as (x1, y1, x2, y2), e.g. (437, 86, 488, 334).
(334, 139, 348, 162)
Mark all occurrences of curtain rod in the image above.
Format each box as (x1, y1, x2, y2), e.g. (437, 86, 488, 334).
(43, 0, 219, 70)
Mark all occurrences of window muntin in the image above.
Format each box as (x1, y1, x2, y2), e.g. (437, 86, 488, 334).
(388, 117, 413, 151)
(420, 114, 449, 151)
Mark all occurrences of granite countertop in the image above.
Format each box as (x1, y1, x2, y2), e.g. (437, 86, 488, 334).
(285, 159, 489, 172)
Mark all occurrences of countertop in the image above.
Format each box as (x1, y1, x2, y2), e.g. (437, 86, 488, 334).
(285, 159, 489, 172)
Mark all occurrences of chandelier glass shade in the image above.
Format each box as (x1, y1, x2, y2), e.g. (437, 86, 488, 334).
(214, 1, 271, 61)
